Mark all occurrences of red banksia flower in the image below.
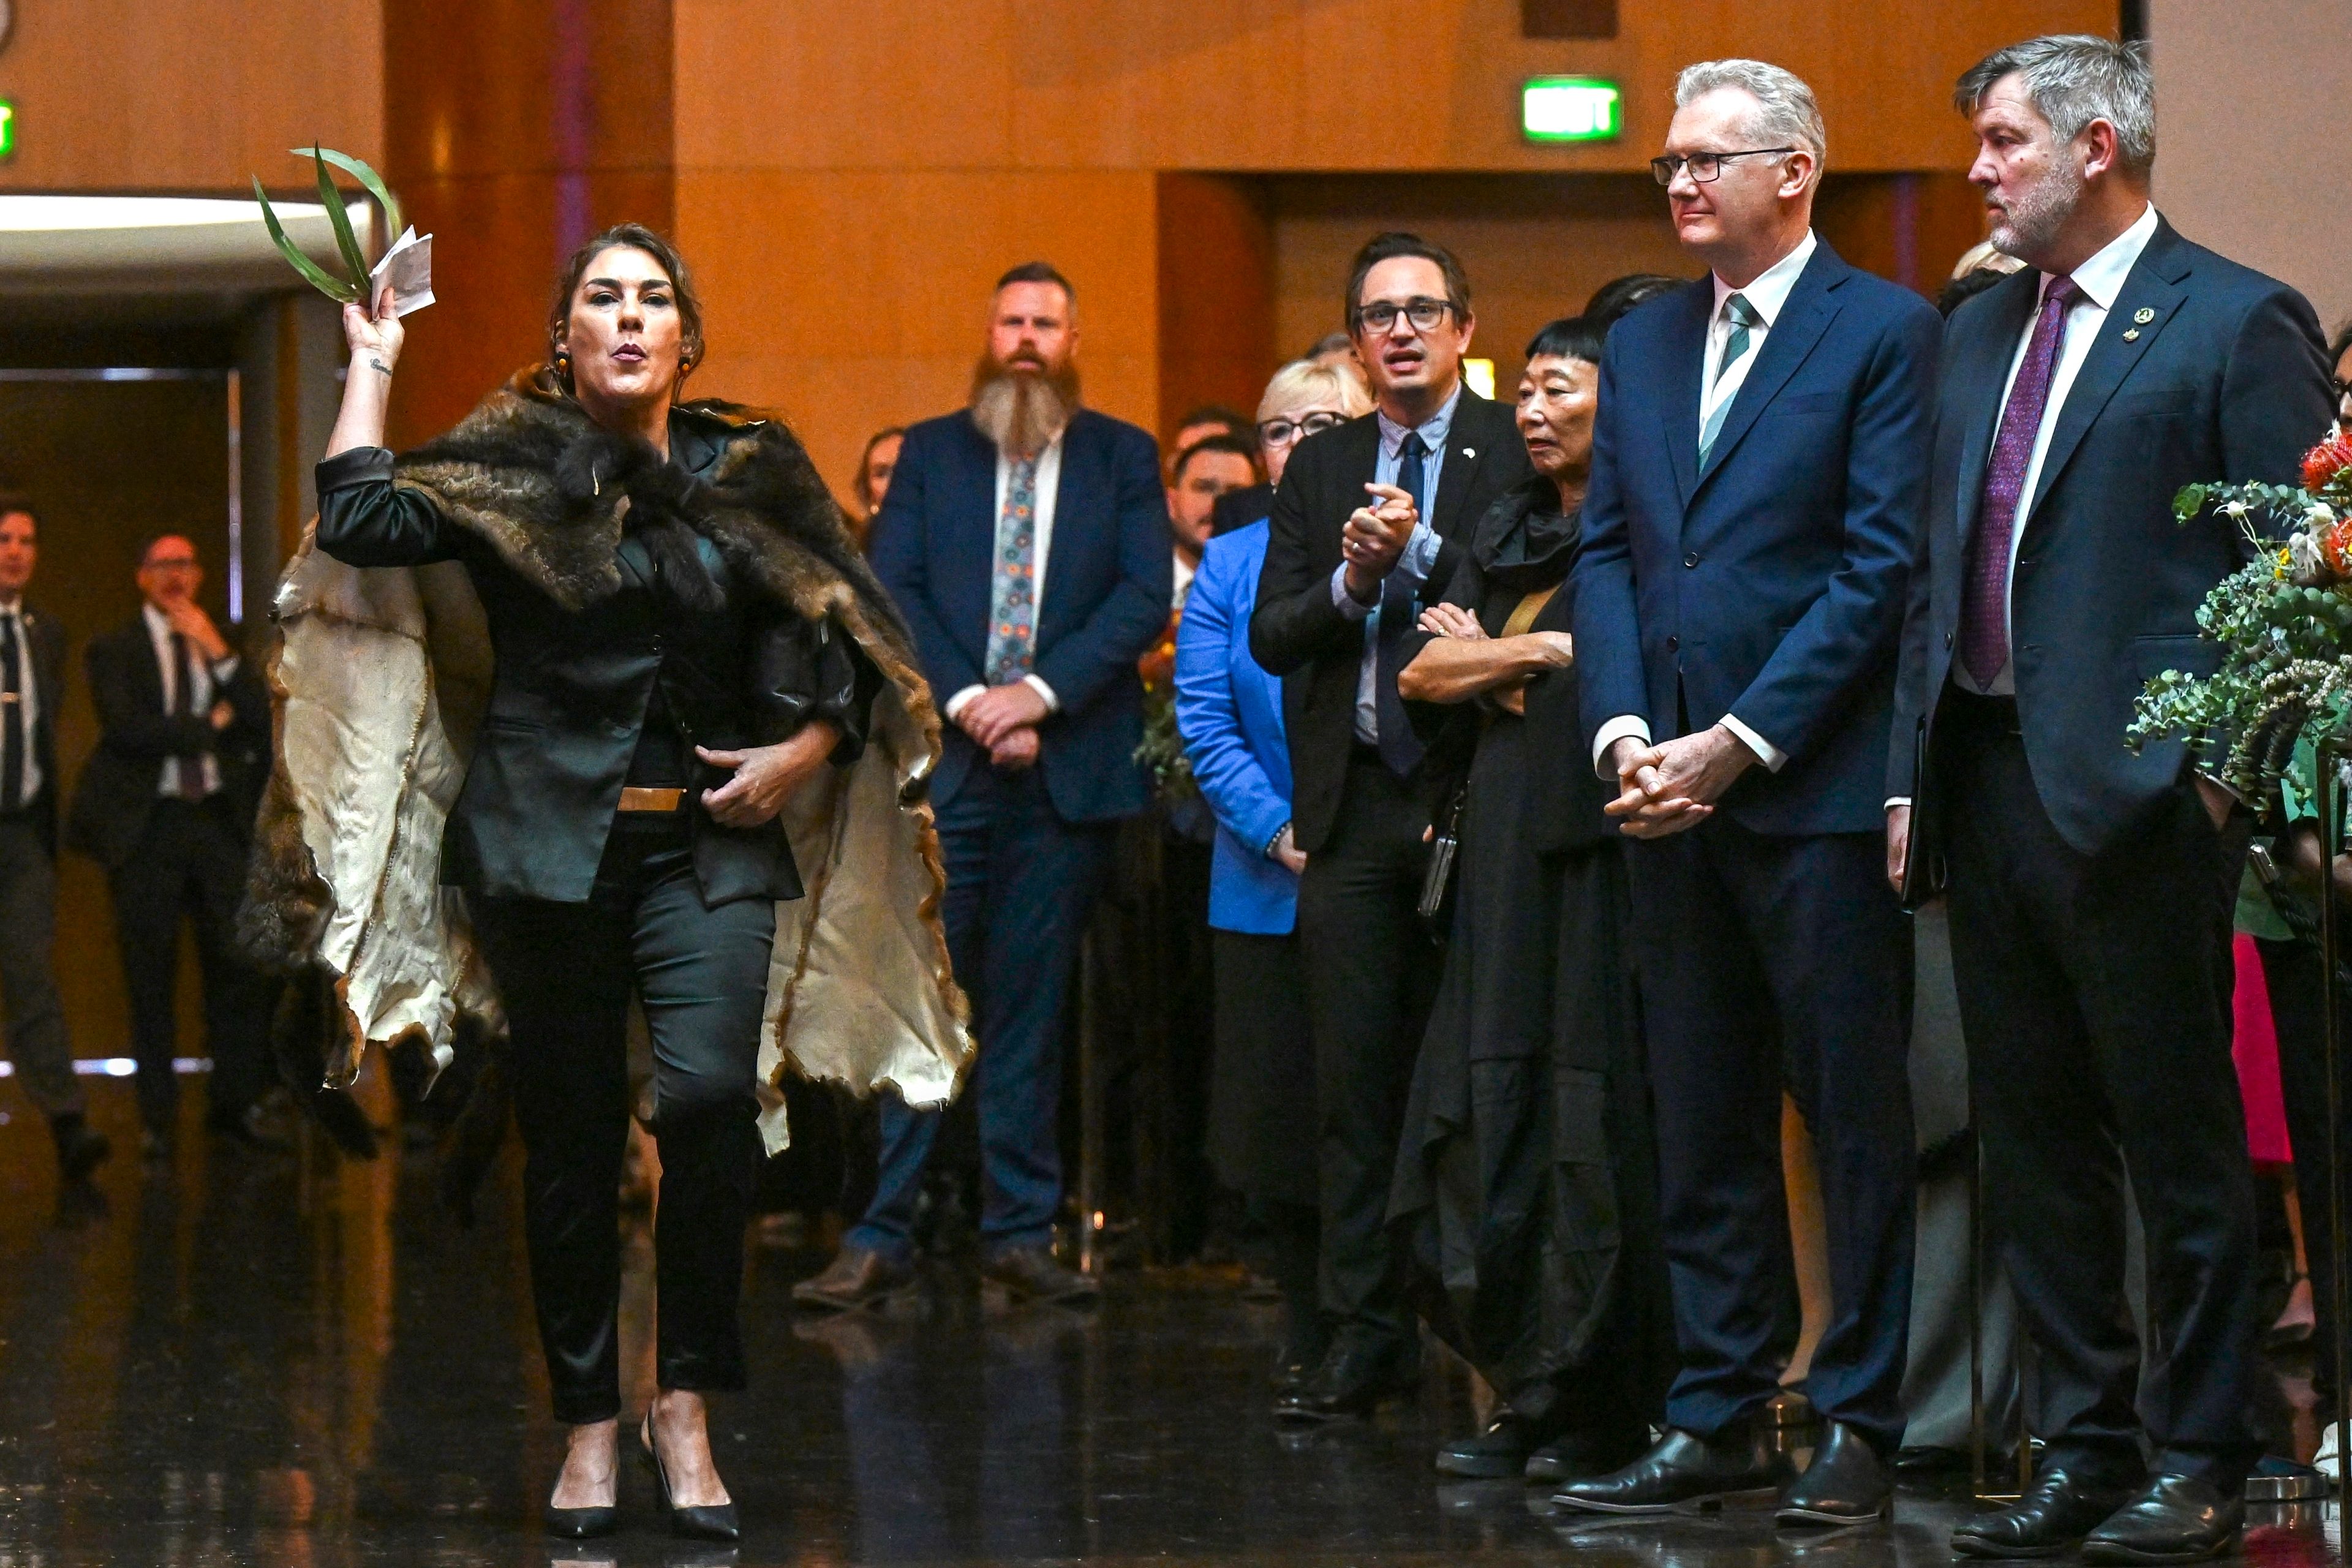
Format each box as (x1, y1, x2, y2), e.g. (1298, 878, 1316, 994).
(2303, 432, 2352, 493)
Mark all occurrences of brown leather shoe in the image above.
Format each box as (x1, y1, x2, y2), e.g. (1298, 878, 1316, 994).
(791, 1246, 913, 1311)
(982, 1245, 1100, 1303)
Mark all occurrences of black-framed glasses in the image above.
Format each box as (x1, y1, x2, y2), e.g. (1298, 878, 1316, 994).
(1257, 410, 1348, 448)
(1650, 147, 1798, 186)
(1352, 296, 1456, 335)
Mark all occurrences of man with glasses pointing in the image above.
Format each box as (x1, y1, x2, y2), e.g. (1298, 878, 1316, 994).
(1557, 61, 1938, 1521)
(1250, 232, 1528, 1422)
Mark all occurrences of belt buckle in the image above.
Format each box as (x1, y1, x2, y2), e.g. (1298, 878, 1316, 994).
(617, 786, 685, 813)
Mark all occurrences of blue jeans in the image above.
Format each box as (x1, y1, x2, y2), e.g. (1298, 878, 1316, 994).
(847, 765, 1114, 1262)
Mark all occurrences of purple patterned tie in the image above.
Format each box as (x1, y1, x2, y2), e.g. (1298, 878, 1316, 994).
(1961, 275, 2082, 687)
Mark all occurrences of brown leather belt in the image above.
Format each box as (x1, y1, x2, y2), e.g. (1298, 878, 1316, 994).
(617, 786, 686, 813)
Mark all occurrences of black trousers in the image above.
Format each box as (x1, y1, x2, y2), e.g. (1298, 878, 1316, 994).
(473, 815, 774, 1425)
(0, 816, 78, 1120)
(1939, 692, 2259, 1483)
(1626, 813, 1916, 1448)
(1295, 750, 1442, 1359)
(107, 797, 271, 1133)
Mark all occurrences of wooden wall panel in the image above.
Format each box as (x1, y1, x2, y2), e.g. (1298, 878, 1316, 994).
(677, 0, 2113, 175)
(1156, 175, 1276, 451)
(382, 0, 676, 447)
(0, 0, 380, 193)
(676, 168, 1162, 511)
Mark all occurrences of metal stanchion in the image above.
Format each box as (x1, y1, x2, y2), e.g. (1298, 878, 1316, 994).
(1969, 1126, 2033, 1504)
(2318, 742, 2350, 1517)
(1076, 927, 1107, 1277)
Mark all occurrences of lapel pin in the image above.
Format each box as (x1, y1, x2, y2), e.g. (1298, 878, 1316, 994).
(1461, 447, 1474, 459)
(2133, 307, 2154, 324)
(2122, 328, 2141, 342)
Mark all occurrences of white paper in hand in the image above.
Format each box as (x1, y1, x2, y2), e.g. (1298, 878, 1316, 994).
(369, 227, 435, 317)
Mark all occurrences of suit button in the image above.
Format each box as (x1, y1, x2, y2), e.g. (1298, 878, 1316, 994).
(1666, 635, 1680, 652)
(1683, 552, 1700, 568)
(1943, 631, 1954, 649)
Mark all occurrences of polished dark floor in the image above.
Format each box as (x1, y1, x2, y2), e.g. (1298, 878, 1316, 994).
(0, 1077, 2343, 1568)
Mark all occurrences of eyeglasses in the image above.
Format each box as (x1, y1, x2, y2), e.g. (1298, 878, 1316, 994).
(1650, 147, 1798, 186)
(1256, 410, 1349, 448)
(1352, 297, 1457, 335)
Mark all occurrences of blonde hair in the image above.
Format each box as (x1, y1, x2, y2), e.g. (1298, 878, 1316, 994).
(1256, 358, 1373, 424)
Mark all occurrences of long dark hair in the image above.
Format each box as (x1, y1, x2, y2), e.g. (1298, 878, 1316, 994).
(546, 222, 706, 399)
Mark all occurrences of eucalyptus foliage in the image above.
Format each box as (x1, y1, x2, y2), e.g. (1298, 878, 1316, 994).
(2130, 450, 2352, 799)
(253, 146, 402, 306)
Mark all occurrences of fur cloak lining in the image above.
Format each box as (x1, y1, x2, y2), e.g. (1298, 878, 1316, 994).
(244, 369, 972, 1155)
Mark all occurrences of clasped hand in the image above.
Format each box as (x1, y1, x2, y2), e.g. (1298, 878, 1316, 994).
(958, 680, 1048, 770)
(1341, 483, 1419, 601)
(1605, 726, 1755, 840)
(696, 722, 839, 827)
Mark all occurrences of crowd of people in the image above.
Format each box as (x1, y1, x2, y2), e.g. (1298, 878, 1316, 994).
(10, 26, 2352, 1558)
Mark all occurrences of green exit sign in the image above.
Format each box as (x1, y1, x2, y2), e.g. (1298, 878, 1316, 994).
(0, 102, 14, 161)
(1522, 77, 1619, 143)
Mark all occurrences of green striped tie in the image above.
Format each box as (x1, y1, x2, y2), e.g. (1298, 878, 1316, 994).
(1698, 292, 1762, 468)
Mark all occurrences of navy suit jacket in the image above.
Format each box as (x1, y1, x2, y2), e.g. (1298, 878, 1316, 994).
(867, 405, 1172, 821)
(1891, 218, 2334, 857)
(1572, 241, 1941, 836)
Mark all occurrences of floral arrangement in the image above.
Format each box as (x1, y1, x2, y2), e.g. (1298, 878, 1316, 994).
(2130, 432, 2352, 797)
(1133, 622, 1199, 804)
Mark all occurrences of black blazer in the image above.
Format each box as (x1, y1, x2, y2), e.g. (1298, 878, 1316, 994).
(314, 409, 869, 905)
(1891, 217, 2335, 858)
(1248, 391, 1532, 852)
(9, 604, 65, 856)
(66, 614, 271, 871)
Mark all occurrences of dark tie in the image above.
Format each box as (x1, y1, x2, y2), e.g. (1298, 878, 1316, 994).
(1961, 275, 2083, 687)
(1, 613, 23, 814)
(169, 630, 202, 799)
(1373, 431, 1430, 776)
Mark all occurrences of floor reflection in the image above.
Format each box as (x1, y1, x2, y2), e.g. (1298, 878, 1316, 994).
(0, 1076, 2340, 1567)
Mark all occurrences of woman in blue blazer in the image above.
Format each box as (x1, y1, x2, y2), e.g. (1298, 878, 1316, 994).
(1175, 358, 1367, 1395)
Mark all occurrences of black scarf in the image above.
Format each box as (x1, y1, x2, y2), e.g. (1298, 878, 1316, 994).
(1471, 475, 1581, 595)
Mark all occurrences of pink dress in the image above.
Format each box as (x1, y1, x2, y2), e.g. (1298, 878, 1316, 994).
(2233, 933, 2294, 1167)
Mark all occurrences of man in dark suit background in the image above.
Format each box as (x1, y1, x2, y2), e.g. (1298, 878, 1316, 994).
(1250, 232, 1530, 1420)
(67, 533, 274, 1161)
(0, 499, 110, 1182)
(1888, 37, 2334, 1562)
(799, 262, 1170, 1308)
(1558, 62, 1937, 1523)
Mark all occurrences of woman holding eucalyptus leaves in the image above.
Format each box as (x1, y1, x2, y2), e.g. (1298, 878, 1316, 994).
(252, 224, 967, 1542)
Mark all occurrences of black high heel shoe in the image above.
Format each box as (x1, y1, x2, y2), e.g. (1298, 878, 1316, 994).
(641, 1410, 741, 1542)
(542, 1464, 619, 1539)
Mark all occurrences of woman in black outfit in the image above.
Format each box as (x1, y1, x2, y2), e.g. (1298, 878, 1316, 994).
(307, 226, 911, 1540)
(1392, 317, 1675, 1484)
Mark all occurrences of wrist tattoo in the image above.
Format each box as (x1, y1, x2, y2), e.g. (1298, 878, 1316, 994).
(366, 356, 392, 377)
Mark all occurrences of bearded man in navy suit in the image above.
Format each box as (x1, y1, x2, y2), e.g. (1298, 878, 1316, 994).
(1890, 37, 2333, 1562)
(1555, 59, 1939, 1526)
(796, 262, 1171, 1310)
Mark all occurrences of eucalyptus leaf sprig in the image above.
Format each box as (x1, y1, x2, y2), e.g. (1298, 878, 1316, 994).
(252, 146, 404, 306)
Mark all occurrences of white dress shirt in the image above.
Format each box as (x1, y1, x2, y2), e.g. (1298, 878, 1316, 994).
(1956, 202, 2159, 698)
(943, 432, 1066, 723)
(1589, 231, 1817, 777)
(1330, 385, 1460, 745)
(0, 598, 39, 805)
(142, 601, 235, 797)
(1172, 549, 1197, 612)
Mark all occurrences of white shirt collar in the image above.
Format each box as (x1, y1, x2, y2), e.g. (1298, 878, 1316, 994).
(1713, 228, 1819, 328)
(141, 601, 172, 640)
(2044, 202, 2158, 312)
(0, 597, 21, 618)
